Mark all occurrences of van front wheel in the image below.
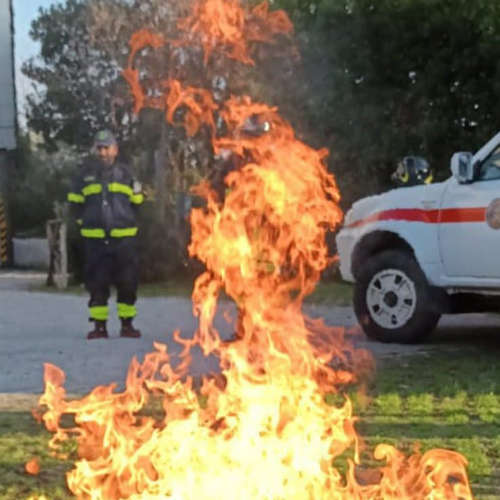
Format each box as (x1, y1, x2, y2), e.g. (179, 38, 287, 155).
(353, 250, 440, 343)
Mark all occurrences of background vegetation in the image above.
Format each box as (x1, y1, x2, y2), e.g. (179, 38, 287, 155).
(6, 4, 500, 498)
(12, 0, 500, 281)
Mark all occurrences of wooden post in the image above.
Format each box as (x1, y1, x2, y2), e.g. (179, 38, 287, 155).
(46, 219, 68, 289)
(46, 220, 55, 287)
(56, 222, 68, 289)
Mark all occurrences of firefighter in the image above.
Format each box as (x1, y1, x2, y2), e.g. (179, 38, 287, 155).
(207, 114, 271, 342)
(68, 130, 144, 339)
(391, 156, 433, 187)
(209, 114, 271, 203)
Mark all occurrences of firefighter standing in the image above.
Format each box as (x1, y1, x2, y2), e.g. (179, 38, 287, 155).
(207, 114, 271, 342)
(68, 130, 144, 339)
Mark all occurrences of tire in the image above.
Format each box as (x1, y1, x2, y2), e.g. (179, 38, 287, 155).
(353, 249, 440, 343)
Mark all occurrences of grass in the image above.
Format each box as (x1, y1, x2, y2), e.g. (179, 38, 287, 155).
(306, 279, 353, 306)
(2, 347, 499, 499)
(31, 278, 354, 305)
(30, 279, 195, 299)
(0, 412, 72, 499)
(349, 349, 500, 498)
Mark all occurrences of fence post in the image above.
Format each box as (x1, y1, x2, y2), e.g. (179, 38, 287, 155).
(46, 219, 68, 289)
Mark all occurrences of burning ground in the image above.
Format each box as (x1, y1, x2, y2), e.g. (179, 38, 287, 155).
(29, 0, 473, 498)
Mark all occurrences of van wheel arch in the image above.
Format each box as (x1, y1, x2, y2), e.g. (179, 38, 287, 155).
(352, 231, 416, 280)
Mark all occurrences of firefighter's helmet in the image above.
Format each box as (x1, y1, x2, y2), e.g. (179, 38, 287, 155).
(94, 129, 117, 147)
(391, 156, 433, 187)
(239, 114, 271, 137)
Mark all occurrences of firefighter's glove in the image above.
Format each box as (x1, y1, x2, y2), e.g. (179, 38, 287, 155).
(133, 180, 142, 194)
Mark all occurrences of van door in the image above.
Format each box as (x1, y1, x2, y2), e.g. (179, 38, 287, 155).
(439, 149, 500, 278)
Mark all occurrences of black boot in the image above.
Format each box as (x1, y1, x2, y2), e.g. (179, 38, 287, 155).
(120, 318, 141, 338)
(87, 320, 108, 340)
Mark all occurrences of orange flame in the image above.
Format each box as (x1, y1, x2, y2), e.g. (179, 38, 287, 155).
(34, 92, 473, 495)
(25, 457, 41, 476)
(165, 79, 218, 136)
(32, 0, 473, 498)
(122, 29, 167, 114)
(177, 0, 292, 65)
(127, 29, 166, 67)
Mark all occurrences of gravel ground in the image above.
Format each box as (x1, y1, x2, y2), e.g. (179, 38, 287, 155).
(1, 270, 500, 399)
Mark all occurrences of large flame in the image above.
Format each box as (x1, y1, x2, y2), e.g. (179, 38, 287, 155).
(177, 0, 293, 64)
(33, 1, 473, 498)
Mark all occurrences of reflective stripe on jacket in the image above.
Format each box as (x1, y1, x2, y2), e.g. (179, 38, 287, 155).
(67, 159, 143, 238)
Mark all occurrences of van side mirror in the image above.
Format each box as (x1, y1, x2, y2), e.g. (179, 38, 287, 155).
(450, 152, 474, 183)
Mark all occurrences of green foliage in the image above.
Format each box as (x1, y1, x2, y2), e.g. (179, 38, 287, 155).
(136, 203, 189, 283)
(407, 393, 434, 416)
(23, 0, 122, 151)
(20, 0, 500, 278)
(373, 392, 402, 415)
(473, 393, 500, 423)
(440, 390, 468, 413)
(9, 133, 86, 279)
(440, 391, 470, 424)
(418, 437, 491, 477)
(8, 135, 76, 235)
(20, 0, 303, 281)
(272, 0, 500, 208)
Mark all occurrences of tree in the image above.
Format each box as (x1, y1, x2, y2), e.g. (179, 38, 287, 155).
(25, 0, 500, 213)
(22, 0, 130, 151)
(22, 0, 296, 280)
(9, 133, 78, 234)
(272, 0, 500, 207)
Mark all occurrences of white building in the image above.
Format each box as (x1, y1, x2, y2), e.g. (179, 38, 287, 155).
(0, 0, 16, 152)
(0, 0, 16, 265)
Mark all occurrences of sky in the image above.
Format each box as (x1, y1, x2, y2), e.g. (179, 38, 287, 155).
(12, 0, 59, 124)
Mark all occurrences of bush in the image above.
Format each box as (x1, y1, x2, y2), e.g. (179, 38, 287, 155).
(9, 135, 76, 237)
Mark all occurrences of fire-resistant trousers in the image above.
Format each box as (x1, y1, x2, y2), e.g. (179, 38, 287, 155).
(83, 237, 139, 322)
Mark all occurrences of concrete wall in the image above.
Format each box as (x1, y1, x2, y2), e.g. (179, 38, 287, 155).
(12, 237, 49, 270)
(0, 0, 16, 151)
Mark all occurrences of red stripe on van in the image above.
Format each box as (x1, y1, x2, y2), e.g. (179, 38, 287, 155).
(347, 207, 486, 229)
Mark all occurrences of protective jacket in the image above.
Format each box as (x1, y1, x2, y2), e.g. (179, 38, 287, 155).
(68, 159, 144, 239)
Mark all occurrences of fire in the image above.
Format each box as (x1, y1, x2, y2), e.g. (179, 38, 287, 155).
(25, 457, 41, 476)
(33, 0, 473, 498)
(177, 0, 293, 64)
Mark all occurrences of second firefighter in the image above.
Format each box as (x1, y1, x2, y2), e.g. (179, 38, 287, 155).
(67, 130, 144, 339)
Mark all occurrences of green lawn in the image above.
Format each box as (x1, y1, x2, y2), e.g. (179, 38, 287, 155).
(32, 278, 353, 305)
(351, 349, 500, 499)
(2, 346, 499, 499)
(31, 279, 195, 299)
(0, 411, 71, 499)
(306, 279, 353, 306)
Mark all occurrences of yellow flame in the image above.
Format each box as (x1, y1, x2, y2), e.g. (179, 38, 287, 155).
(32, 1, 473, 498)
